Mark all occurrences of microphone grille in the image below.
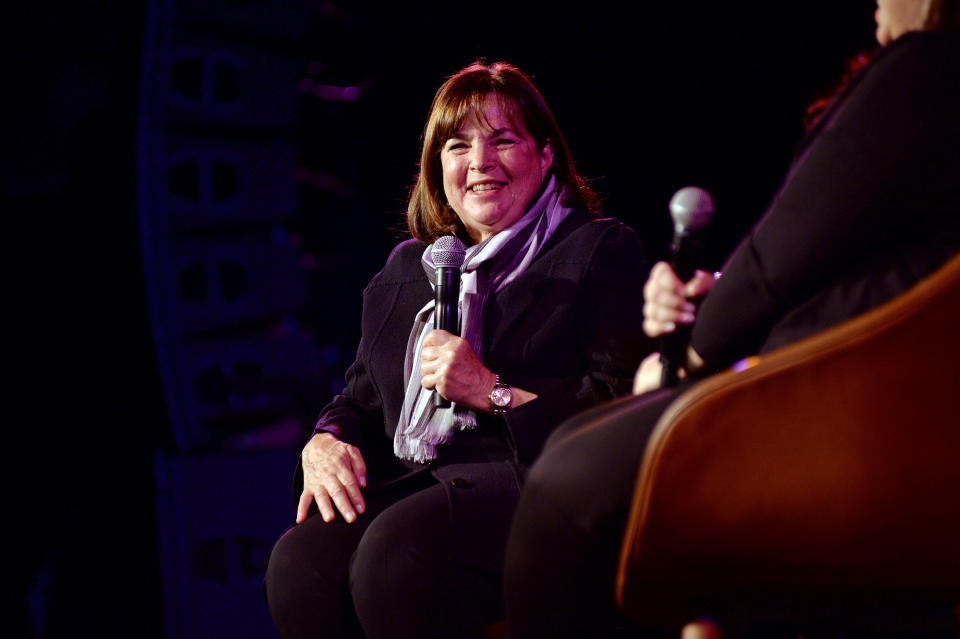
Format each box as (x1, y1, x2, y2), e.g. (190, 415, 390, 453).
(669, 186, 715, 234)
(433, 235, 466, 268)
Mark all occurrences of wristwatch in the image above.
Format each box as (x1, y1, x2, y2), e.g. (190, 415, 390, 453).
(488, 374, 513, 416)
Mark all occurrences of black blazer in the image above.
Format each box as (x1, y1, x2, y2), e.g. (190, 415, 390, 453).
(313, 209, 651, 484)
(692, 31, 960, 370)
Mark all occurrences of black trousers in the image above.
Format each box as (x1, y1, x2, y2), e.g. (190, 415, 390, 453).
(264, 461, 519, 639)
(503, 387, 683, 639)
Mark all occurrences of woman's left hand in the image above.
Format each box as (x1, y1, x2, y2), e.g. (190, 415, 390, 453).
(420, 329, 496, 412)
(632, 346, 707, 395)
(632, 352, 664, 395)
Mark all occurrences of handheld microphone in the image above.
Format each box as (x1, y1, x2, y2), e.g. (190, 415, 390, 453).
(660, 186, 714, 388)
(432, 235, 466, 407)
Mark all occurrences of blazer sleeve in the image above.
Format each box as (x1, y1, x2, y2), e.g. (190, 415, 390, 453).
(312, 240, 427, 458)
(690, 32, 960, 369)
(502, 220, 652, 464)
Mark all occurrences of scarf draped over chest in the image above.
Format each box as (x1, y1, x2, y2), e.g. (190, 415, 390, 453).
(394, 174, 573, 462)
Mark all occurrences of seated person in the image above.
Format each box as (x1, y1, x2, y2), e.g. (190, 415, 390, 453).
(263, 61, 651, 639)
(503, 2, 960, 636)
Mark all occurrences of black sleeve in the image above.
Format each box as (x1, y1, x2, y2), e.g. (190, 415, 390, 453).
(503, 221, 653, 464)
(691, 33, 960, 368)
(311, 241, 427, 470)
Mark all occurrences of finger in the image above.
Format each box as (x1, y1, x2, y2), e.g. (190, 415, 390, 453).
(643, 300, 690, 327)
(421, 371, 437, 390)
(333, 464, 366, 516)
(323, 480, 358, 523)
(347, 446, 368, 489)
(633, 353, 663, 395)
(313, 487, 336, 523)
(654, 288, 696, 313)
(420, 344, 437, 363)
(335, 472, 365, 516)
(652, 261, 684, 292)
(643, 317, 675, 338)
(645, 265, 685, 309)
(296, 490, 313, 524)
(419, 352, 438, 376)
(423, 329, 453, 347)
(685, 269, 716, 298)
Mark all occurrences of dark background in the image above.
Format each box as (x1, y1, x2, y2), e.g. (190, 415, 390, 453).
(5, 1, 878, 637)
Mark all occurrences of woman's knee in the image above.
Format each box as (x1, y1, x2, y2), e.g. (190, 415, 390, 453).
(264, 524, 327, 615)
(349, 493, 448, 600)
(349, 485, 494, 637)
(264, 517, 365, 638)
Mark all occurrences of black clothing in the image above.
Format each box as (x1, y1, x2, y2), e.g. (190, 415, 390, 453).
(313, 209, 650, 476)
(505, 31, 960, 638)
(693, 31, 960, 368)
(265, 209, 650, 638)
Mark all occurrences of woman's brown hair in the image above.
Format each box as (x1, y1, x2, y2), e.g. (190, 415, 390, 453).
(407, 61, 599, 244)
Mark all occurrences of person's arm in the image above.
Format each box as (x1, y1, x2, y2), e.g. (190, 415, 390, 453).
(633, 261, 716, 394)
(420, 329, 538, 412)
(294, 241, 424, 522)
(294, 310, 381, 525)
(499, 220, 652, 464)
(692, 34, 960, 369)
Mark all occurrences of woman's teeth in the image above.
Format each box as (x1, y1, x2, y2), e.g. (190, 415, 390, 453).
(471, 183, 503, 192)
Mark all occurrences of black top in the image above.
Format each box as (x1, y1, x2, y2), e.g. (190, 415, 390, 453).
(692, 31, 960, 369)
(315, 209, 652, 481)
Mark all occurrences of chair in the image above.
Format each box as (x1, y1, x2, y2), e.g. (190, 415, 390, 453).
(616, 252, 960, 636)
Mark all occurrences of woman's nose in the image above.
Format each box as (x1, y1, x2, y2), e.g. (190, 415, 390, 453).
(468, 143, 495, 171)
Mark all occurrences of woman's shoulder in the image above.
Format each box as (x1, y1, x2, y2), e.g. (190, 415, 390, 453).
(552, 210, 644, 256)
(365, 238, 429, 291)
(865, 30, 960, 87)
(885, 29, 960, 59)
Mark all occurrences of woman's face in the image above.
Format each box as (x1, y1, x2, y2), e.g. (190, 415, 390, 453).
(440, 97, 553, 243)
(875, 0, 927, 45)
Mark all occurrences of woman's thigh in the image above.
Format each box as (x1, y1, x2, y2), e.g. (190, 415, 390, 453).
(263, 472, 434, 639)
(351, 469, 517, 638)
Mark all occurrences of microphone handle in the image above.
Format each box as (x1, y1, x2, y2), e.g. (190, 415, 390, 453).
(659, 232, 704, 388)
(434, 267, 459, 407)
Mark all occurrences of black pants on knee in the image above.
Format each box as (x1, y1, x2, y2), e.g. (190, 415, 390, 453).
(350, 481, 501, 639)
(264, 473, 435, 639)
(265, 462, 517, 639)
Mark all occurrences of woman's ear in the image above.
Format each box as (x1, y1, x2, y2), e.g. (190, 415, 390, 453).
(540, 139, 555, 174)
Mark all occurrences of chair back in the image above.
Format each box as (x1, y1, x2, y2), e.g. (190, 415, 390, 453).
(617, 252, 960, 630)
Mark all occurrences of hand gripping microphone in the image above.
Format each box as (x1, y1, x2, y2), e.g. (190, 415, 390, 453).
(432, 235, 466, 407)
(660, 186, 715, 388)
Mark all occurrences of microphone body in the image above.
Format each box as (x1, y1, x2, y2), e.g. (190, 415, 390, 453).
(660, 187, 714, 388)
(432, 236, 466, 407)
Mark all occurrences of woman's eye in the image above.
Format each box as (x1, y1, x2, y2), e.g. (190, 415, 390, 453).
(446, 142, 468, 152)
(497, 138, 517, 146)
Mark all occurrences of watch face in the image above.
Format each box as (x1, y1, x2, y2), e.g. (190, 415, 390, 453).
(491, 386, 511, 407)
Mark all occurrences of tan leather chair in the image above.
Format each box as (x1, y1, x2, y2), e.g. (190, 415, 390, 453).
(617, 252, 960, 636)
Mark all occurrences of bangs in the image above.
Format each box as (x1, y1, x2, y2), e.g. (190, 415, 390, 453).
(429, 90, 524, 153)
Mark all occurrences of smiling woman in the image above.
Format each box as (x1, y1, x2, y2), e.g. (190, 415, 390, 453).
(263, 60, 651, 639)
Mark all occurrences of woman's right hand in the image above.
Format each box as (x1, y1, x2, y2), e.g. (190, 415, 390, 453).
(297, 432, 367, 525)
(642, 261, 717, 338)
